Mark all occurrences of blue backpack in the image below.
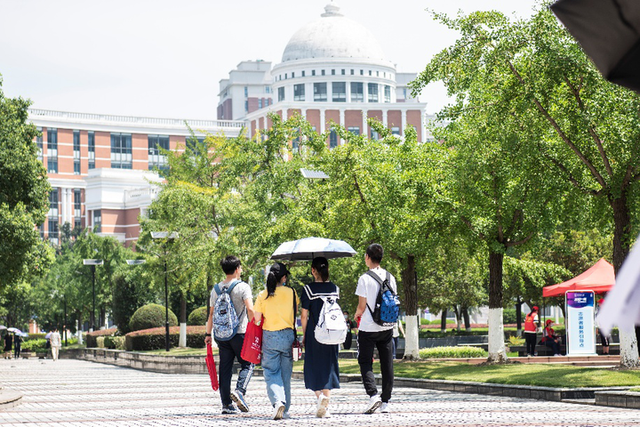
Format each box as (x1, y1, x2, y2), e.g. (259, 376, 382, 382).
(365, 271, 400, 326)
(212, 280, 245, 341)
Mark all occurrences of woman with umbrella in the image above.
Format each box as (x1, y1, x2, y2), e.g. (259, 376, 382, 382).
(300, 257, 341, 418)
(3, 328, 12, 359)
(253, 263, 299, 420)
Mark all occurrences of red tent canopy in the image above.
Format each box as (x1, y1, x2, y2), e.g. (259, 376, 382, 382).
(543, 258, 615, 297)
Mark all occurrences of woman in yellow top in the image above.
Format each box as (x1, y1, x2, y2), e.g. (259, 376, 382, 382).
(254, 262, 299, 420)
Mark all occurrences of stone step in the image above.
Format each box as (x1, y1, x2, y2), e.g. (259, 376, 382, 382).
(562, 398, 596, 405)
(0, 389, 23, 410)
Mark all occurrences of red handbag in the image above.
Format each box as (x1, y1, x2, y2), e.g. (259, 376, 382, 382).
(241, 318, 263, 364)
(205, 344, 219, 391)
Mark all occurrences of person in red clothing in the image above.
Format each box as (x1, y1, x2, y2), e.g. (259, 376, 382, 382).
(524, 306, 540, 356)
(542, 319, 562, 356)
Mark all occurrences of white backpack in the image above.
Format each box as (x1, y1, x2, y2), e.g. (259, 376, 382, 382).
(304, 285, 347, 345)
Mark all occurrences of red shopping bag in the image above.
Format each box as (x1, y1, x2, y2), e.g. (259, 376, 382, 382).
(205, 344, 219, 391)
(241, 318, 263, 364)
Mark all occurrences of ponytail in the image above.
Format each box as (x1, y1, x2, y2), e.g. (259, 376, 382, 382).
(266, 271, 278, 299)
(312, 257, 329, 282)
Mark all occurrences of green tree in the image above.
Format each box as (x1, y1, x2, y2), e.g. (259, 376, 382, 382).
(412, 5, 640, 366)
(0, 78, 53, 289)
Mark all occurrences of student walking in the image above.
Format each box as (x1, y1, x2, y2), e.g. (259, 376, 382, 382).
(300, 257, 340, 418)
(13, 333, 22, 359)
(50, 328, 62, 361)
(254, 263, 299, 420)
(524, 306, 540, 357)
(354, 243, 398, 414)
(205, 256, 255, 415)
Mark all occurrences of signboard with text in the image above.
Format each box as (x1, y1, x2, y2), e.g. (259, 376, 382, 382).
(566, 291, 597, 356)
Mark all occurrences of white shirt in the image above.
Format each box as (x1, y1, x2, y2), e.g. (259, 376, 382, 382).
(355, 266, 397, 332)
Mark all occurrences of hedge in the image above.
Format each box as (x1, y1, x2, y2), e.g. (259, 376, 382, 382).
(129, 304, 178, 332)
(188, 306, 208, 326)
(104, 336, 126, 350)
(125, 326, 206, 351)
(418, 346, 488, 359)
(21, 338, 47, 352)
(86, 327, 118, 348)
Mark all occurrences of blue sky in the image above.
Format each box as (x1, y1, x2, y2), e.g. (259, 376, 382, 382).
(0, 0, 538, 119)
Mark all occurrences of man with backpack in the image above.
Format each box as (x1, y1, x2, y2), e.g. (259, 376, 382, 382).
(354, 243, 400, 415)
(205, 256, 255, 415)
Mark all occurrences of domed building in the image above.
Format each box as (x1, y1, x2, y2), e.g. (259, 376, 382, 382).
(218, 3, 429, 144)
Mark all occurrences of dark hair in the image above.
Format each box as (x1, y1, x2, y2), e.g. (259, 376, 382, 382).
(312, 257, 329, 282)
(220, 256, 241, 275)
(366, 243, 384, 263)
(266, 263, 289, 299)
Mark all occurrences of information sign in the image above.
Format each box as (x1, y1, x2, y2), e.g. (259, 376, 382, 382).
(566, 291, 597, 356)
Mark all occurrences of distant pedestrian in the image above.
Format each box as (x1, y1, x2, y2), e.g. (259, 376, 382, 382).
(596, 297, 610, 355)
(13, 333, 22, 359)
(3, 332, 12, 359)
(300, 257, 341, 418)
(392, 319, 405, 360)
(50, 328, 62, 361)
(524, 306, 540, 357)
(204, 256, 255, 415)
(354, 243, 397, 414)
(253, 262, 299, 420)
(343, 311, 357, 350)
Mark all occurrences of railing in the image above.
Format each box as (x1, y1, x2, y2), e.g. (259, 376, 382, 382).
(28, 109, 246, 129)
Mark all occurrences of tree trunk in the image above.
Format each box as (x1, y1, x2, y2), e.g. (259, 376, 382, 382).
(516, 299, 522, 336)
(401, 255, 420, 359)
(76, 310, 83, 345)
(462, 306, 471, 332)
(179, 293, 187, 347)
(488, 250, 508, 363)
(454, 306, 462, 331)
(440, 309, 447, 333)
(610, 193, 640, 368)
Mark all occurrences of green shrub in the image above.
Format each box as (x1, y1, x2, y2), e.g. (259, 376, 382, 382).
(129, 304, 178, 332)
(86, 327, 118, 348)
(96, 337, 106, 348)
(24, 333, 47, 341)
(103, 336, 126, 350)
(21, 338, 47, 352)
(125, 326, 206, 351)
(418, 346, 488, 359)
(503, 309, 517, 324)
(188, 306, 208, 326)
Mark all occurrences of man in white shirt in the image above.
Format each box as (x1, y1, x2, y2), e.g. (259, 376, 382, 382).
(354, 243, 397, 414)
(50, 328, 61, 361)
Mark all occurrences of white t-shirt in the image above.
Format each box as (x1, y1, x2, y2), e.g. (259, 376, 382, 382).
(210, 280, 252, 335)
(355, 266, 397, 332)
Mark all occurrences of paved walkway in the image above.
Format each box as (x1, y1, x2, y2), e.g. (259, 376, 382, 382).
(0, 358, 638, 426)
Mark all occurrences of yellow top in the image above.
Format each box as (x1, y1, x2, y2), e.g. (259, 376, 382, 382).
(254, 286, 300, 332)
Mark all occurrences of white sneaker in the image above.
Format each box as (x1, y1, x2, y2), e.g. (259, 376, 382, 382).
(316, 395, 329, 418)
(364, 394, 381, 414)
(380, 402, 389, 413)
(273, 402, 285, 420)
(282, 412, 291, 420)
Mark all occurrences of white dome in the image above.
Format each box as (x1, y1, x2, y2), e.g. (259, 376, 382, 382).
(281, 4, 388, 64)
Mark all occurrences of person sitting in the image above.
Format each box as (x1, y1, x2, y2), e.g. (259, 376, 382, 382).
(541, 319, 561, 356)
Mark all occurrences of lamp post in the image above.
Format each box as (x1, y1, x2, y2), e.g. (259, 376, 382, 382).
(83, 259, 104, 332)
(150, 232, 178, 352)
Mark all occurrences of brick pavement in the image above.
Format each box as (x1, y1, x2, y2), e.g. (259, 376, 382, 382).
(0, 358, 638, 426)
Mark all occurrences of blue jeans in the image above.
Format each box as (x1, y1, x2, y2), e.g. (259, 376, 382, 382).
(262, 329, 294, 411)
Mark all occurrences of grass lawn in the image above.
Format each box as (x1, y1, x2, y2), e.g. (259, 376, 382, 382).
(294, 359, 640, 388)
(138, 347, 212, 356)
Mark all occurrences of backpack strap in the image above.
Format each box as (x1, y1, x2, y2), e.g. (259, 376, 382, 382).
(364, 270, 393, 317)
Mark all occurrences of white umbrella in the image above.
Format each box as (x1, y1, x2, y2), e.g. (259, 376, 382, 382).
(270, 237, 357, 261)
(7, 327, 22, 334)
(45, 332, 51, 339)
(18, 332, 29, 338)
(0, 325, 6, 330)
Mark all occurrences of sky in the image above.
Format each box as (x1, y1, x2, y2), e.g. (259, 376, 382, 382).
(0, 0, 539, 120)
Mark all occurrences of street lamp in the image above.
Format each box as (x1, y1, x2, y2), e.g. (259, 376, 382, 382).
(150, 232, 178, 352)
(83, 259, 104, 332)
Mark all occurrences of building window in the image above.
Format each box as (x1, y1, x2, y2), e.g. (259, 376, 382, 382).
(369, 70, 372, 76)
(392, 127, 400, 136)
(74, 161, 81, 175)
(292, 72, 295, 78)
(351, 69, 354, 75)
(329, 130, 338, 149)
(244, 100, 248, 112)
(74, 189, 82, 219)
(332, 82, 346, 102)
(148, 135, 169, 171)
(312, 70, 316, 76)
(376, 71, 379, 77)
(258, 99, 262, 109)
(321, 70, 325, 76)
(36, 127, 43, 162)
(110, 133, 132, 169)
(93, 210, 101, 233)
(331, 69, 335, 75)
(88, 131, 95, 170)
(294, 84, 305, 101)
(351, 82, 364, 102)
(74, 218, 82, 230)
(47, 128, 58, 173)
(48, 219, 59, 245)
(348, 127, 360, 136)
(278, 87, 285, 102)
(313, 83, 327, 102)
(49, 188, 59, 218)
(341, 69, 345, 75)
(302, 71, 305, 77)
(371, 129, 380, 140)
(360, 70, 364, 75)
(384, 85, 391, 103)
(244, 86, 248, 97)
(368, 83, 379, 102)
(265, 86, 271, 93)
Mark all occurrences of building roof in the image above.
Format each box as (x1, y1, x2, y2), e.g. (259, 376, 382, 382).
(281, 3, 389, 66)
